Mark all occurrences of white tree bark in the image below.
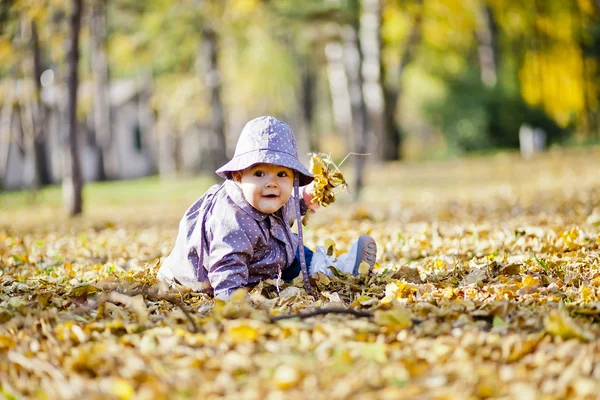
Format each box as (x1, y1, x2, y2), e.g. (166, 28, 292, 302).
(360, 0, 387, 160)
(325, 40, 354, 139)
(342, 18, 369, 200)
(91, 0, 117, 180)
(0, 94, 14, 188)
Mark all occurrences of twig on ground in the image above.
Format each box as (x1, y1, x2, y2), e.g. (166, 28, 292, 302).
(269, 307, 425, 325)
(269, 307, 372, 322)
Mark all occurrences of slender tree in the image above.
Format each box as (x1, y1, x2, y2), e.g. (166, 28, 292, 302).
(30, 20, 51, 186)
(91, 0, 116, 180)
(299, 54, 318, 152)
(199, 6, 227, 174)
(0, 89, 14, 189)
(360, 0, 387, 160)
(63, 0, 84, 216)
(324, 38, 353, 143)
(382, 0, 424, 162)
(344, 0, 369, 200)
(475, 3, 499, 88)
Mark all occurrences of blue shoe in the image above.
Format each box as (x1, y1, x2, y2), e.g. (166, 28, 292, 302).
(351, 235, 377, 275)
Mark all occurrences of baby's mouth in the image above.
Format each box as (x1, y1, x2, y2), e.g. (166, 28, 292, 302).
(263, 194, 279, 198)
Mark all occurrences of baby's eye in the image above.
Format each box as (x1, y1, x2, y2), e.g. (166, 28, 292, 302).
(254, 171, 264, 177)
(277, 171, 288, 177)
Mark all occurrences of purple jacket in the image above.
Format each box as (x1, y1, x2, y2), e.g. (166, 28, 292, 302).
(158, 179, 308, 299)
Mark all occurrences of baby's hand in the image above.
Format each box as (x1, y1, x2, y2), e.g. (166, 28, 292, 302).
(302, 182, 320, 212)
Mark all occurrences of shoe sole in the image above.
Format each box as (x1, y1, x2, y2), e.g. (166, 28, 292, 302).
(352, 235, 377, 275)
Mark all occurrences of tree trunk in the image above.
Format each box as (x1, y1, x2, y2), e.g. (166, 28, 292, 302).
(18, 96, 39, 189)
(530, 0, 546, 110)
(344, 1, 369, 201)
(324, 39, 353, 141)
(31, 21, 51, 186)
(475, 4, 499, 88)
(63, 0, 84, 216)
(300, 54, 317, 153)
(383, 0, 423, 161)
(157, 117, 177, 177)
(575, 1, 597, 138)
(91, 0, 117, 180)
(360, 0, 388, 160)
(0, 95, 14, 189)
(200, 24, 228, 173)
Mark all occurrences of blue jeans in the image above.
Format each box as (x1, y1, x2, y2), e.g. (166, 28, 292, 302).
(281, 246, 314, 282)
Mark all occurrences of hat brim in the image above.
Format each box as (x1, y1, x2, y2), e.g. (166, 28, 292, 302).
(216, 149, 314, 186)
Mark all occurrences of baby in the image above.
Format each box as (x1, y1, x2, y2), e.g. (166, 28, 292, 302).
(157, 116, 377, 300)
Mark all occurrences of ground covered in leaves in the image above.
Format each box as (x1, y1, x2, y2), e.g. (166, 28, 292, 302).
(2, 148, 600, 399)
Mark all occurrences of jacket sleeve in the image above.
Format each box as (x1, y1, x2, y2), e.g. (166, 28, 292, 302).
(205, 218, 254, 300)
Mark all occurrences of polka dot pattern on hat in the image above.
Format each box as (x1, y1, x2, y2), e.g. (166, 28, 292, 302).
(216, 116, 313, 186)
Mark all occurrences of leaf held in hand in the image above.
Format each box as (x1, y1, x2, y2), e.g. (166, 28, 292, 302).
(307, 153, 348, 207)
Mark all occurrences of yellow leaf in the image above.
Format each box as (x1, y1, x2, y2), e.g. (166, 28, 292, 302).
(324, 238, 336, 256)
(355, 295, 377, 306)
(111, 378, 135, 400)
(544, 308, 593, 341)
(274, 365, 301, 390)
(316, 273, 331, 286)
(374, 303, 413, 330)
(0, 335, 16, 350)
(522, 276, 540, 287)
(442, 286, 456, 299)
(309, 153, 326, 176)
(384, 280, 417, 299)
(358, 261, 370, 276)
(227, 321, 261, 344)
(581, 285, 594, 303)
(66, 283, 100, 298)
(229, 288, 248, 304)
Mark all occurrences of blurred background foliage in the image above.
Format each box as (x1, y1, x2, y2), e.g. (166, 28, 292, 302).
(1, 0, 599, 167)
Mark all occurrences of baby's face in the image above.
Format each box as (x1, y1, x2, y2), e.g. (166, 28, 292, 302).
(233, 163, 294, 214)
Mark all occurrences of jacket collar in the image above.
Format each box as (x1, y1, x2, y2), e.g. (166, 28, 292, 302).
(224, 179, 269, 222)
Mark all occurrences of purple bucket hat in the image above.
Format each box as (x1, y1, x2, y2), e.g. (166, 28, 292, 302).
(216, 116, 314, 186)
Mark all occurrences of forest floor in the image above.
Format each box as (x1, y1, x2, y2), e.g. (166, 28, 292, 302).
(2, 146, 600, 399)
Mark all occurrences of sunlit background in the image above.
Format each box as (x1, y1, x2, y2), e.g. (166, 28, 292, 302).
(0, 0, 599, 212)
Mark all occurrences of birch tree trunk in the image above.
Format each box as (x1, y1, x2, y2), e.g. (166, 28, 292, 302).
(0, 94, 14, 189)
(325, 39, 354, 141)
(91, 0, 117, 180)
(157, 119, 178, 178)
(475, 4, 499, 88)
(343, 2, 369, 201)
(63, 0, 84, 216)
(299, 53, 317, 153)
(360, 0, 388, 160)
(19, 96, 39, 189)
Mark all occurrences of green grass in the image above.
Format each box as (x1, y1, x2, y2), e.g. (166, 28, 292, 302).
(0, 175, 215, 212)
(3, 145, 600, 229)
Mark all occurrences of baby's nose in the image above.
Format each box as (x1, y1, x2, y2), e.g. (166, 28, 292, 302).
(265, 177, 277, 187)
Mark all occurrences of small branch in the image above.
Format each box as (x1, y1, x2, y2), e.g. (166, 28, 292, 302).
(338, 152, 371, 169)
(269, 307, 425, 325)
(270, 307, 372, 322)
